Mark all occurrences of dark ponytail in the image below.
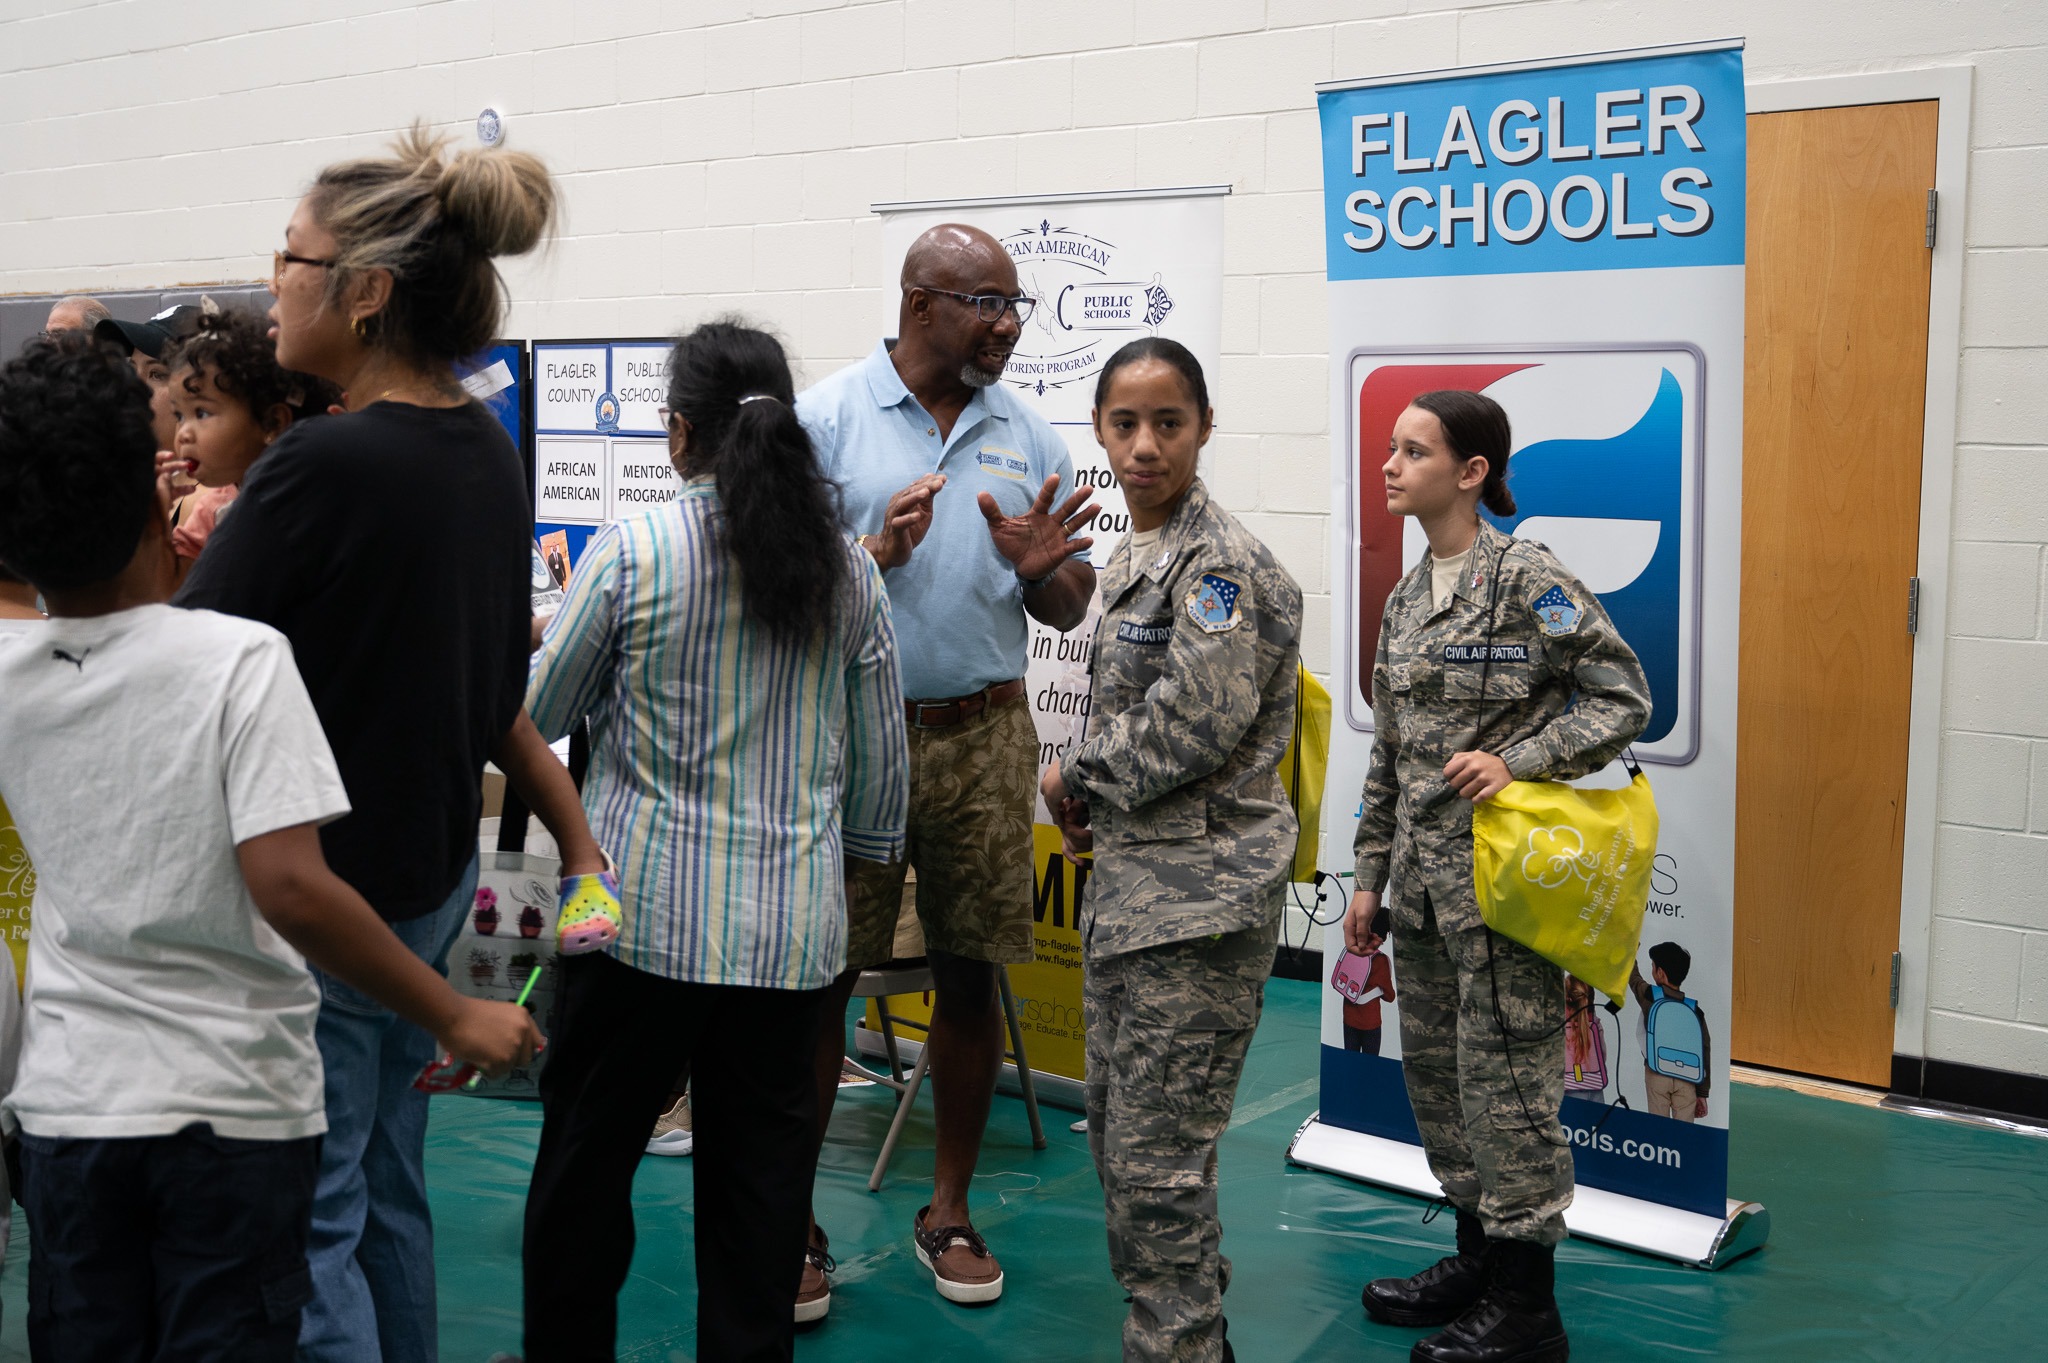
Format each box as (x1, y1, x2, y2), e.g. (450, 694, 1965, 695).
(665, 319, 845, 643)
(1410, 388, 1516, 517)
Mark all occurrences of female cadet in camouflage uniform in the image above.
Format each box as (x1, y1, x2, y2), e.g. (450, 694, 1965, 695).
(1039, 339, 1301, 1363)
(1344, 389, 1649, 1363)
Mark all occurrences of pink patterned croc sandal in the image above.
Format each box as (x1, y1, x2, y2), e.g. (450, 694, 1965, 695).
(556, 853, 622, 956)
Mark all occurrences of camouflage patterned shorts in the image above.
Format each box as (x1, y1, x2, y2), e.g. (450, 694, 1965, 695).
(845, 694, 1037, 969)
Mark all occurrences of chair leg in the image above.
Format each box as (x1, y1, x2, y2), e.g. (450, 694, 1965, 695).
(870, 1042, 931, 1192)
(878, 1000, 904, 1085)
(997, 966, 1047, 1150)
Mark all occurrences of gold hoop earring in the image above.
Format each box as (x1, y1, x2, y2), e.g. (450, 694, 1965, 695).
(351, 316, 369, 341)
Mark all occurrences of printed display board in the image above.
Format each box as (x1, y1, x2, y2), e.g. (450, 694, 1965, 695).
(871, 187, 1229, 1085)
(446, 852, 563, 1100)
(1297, 41, 1761, 1263)
(530, 339, 676, 584)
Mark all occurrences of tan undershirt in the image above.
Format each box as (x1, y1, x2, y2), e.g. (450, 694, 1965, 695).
(1431, 544, 1473, 611)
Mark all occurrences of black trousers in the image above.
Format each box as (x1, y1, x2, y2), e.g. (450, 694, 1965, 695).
(18, 1124, 320, 1363)
(523, 951, 826, 1363)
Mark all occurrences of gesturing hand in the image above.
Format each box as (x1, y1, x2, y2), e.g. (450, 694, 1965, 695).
(869, 473, 947, 570)
(978, 475, 1098, 583)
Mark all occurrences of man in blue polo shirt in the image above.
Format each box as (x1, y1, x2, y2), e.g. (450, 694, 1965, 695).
(794, 224, 1098, 1319)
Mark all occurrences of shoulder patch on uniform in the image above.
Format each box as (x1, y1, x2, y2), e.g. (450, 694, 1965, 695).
(1530, 583, 1582, 637)
(1186, 572, 1245, 634)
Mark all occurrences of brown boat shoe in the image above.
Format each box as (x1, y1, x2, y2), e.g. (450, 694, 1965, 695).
(912, 1206, 1004, 1304)
(795, 1224, 834, 1324)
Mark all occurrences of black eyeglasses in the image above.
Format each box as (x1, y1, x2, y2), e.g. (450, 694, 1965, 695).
(911, 285, 1036, 325)
(272, 249, 335, 288)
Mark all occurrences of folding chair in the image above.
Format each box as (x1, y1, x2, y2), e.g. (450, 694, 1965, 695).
(844, 960, 1048, 1190)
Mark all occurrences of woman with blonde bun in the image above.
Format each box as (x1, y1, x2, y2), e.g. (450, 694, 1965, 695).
(176, 126, 606, 1362)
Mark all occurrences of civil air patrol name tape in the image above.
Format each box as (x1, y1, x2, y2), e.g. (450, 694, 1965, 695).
(1317, 45, 1746, 279)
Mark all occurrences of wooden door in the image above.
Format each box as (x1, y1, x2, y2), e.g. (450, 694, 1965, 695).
(1733, 102, 1937, 1086)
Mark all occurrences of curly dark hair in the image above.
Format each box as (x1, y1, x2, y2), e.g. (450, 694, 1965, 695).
(167, 307, 341, 421)
(0, 332, 159, 591)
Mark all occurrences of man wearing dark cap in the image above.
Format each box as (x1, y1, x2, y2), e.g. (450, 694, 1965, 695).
(94, 305, 203, 453)
(791, 224, 1098, 1320)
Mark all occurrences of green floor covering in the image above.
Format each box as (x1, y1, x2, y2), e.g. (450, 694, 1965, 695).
(3, 976, 2044, 1359)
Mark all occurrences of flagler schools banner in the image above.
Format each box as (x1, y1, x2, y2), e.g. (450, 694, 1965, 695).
(1289, 42, 1769, 1267)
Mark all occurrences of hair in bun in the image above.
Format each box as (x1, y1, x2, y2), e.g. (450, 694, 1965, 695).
(307, 123, 558, 367)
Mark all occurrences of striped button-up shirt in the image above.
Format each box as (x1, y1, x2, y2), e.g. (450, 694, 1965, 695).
(527, 477, 909, 990)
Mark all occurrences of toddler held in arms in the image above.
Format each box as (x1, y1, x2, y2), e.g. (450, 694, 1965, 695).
(160, 307, 340, 585)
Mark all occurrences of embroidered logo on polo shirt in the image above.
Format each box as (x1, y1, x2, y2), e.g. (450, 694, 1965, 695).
(976, 446, 1029, 480)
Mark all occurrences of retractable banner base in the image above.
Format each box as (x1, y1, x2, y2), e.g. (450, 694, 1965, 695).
(1287, 1114, 1768, 1269)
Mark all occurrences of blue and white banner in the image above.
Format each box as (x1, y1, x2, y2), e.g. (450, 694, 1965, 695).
(1295, 41, 1759, 1263)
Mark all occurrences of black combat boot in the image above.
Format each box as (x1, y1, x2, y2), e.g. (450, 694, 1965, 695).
(1410, 1238, 1569, 1363)
(1362, 1208, 1489, 1327)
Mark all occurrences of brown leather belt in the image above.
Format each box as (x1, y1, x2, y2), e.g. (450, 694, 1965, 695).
(905, 679, 1025, 729)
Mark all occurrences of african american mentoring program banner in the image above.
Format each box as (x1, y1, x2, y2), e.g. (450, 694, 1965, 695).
(1288, 41, 1768, 1267)
(869, 187, 1228, 1095)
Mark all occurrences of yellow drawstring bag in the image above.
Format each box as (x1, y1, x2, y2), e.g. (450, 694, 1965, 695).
(1470, 760, 1658, 1001)
(1279, 665, 1332, 884)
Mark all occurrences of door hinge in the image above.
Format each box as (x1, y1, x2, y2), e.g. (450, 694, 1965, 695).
(1925, 189, 1938, 249)
(1889, 951, 1902, 1008)
(1906, 577, 1921, 635)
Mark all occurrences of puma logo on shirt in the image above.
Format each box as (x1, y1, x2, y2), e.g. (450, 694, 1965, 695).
(51, 647, 91, 672)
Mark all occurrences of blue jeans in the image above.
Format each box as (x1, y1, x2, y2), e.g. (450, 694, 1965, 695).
(298, 858, 476, 1363)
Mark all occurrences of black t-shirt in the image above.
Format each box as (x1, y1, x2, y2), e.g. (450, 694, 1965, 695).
(176, 400, 530, 921)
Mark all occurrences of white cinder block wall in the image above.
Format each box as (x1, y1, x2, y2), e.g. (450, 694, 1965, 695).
(4, 0, 2046, 1083)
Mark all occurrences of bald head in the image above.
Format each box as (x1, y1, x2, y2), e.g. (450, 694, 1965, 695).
(900, 223, 1014, 294)
(893, 223, 1027, 395)
(45, 295, 110, 334)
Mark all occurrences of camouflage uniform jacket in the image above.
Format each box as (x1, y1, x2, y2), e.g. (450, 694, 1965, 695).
(1063, 478, 1302, 960)
(1353, 517, 1650, 935)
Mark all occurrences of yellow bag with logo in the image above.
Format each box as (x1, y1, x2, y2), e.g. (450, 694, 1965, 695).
(1470, 759, 1658, 1001)
(1279, 665, 1332, 884)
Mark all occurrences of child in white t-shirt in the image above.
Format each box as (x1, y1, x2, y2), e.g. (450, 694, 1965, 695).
(0, 332, 544, 1361)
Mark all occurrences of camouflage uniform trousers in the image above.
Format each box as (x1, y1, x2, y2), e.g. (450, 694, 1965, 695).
(1084, 916, 1278, 1363)
(1395, 891, 1573, 1246)
(845, 694, 1037, 969)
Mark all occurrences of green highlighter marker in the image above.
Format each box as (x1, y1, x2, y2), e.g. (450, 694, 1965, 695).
(465, 965, 545, 1090)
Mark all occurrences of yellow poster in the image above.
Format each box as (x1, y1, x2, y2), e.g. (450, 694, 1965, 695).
(0, 794, 33, 988)
(865, 822, 1092, 1082)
